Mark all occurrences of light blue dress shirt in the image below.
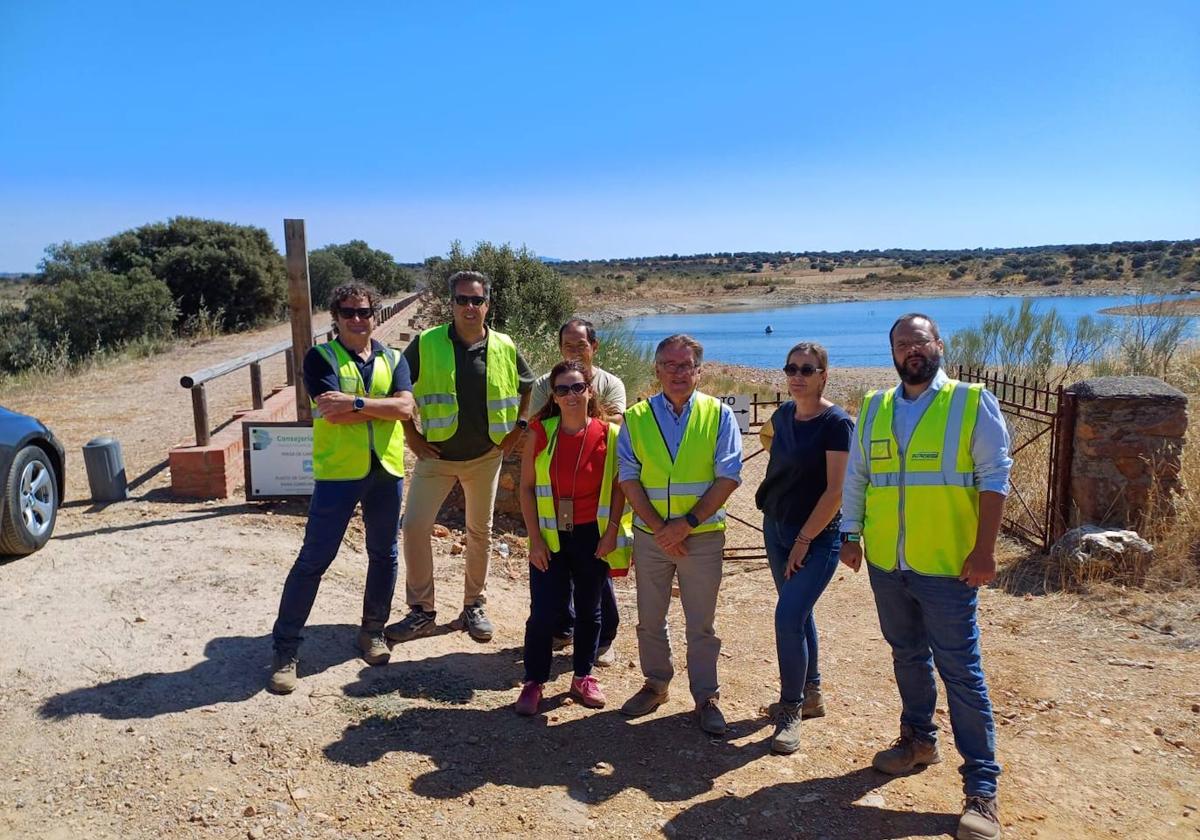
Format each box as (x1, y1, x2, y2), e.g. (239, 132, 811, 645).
(616, 391, 743, 486)
(841, 367, 1013, 570)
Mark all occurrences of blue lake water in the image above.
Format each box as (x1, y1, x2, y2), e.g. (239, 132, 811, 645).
(614, 294, 1200, 368)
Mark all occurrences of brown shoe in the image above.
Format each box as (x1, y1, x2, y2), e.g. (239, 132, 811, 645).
(619, 682, 669, 717)
(696, 696, 727, 737)
(801, 682, 826, 719)
(872, 725, 942, 774)
(268, 653, 299, 694)
(357, 630, 391, 666)
(957, 795, 1001, 840)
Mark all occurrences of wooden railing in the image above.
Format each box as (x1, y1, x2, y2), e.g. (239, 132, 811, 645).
(178, 294, 419, 446)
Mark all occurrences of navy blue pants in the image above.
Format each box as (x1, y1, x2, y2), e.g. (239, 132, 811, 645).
(524, 523, 609, 683)
(868, 563, 1001, 797)
(556, 576, 619, 646)
(272, 466, 403, 657)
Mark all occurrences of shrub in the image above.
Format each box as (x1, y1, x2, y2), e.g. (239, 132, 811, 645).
(27, 268, 177, 359)
(307, 250, 355, 311)
(319, 240, 413, 294)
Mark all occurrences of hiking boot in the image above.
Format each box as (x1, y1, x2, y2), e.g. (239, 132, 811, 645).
(515, 681, 543, 716)
(595, 643, 616, 667)
(771, 701, 803, 754)
(570, 675, 607, 709)
(802, 682, 826, 719)
(268, 653, 298, 694)
(957, 795, 1001, 840)
(552, 633, 573, 651)
(459, 602, 494, 642)
(357, 630, 391, 666)
(872, 725, 942, 775)
(384, 607, 437, 643)
(696, 696, 727, 737)
(620, 682, 669, 717)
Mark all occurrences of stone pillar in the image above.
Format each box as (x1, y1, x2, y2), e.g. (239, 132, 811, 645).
(1067, 376, 1188, 531)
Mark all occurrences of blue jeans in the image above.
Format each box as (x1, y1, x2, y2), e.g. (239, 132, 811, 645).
(867, 563, 1000, 797)
(272, 466, 403, 656)
(764, 516, 840, 704)
(524, 523, 609, 683)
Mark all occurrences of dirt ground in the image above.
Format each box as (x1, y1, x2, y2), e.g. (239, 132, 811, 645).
(1, 306, 1199, 840)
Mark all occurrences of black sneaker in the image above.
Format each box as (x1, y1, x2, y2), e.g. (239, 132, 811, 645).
(459, 602, 494, 642)
(384, 607, 437, 643)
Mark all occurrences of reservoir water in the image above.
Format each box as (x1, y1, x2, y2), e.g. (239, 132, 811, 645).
(616, 294, 1199, 368)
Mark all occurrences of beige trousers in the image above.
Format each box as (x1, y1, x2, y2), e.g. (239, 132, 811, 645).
(401, 448, 503, 613)
(632, 529, 725, 704)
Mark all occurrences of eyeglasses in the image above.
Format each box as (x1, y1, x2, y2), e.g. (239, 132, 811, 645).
(453, 294, 488, 307)
(657, 361, 698, 375)
(893, 338, 935, 353)
(783, 363, 824, 377)
(552, 382, 589, 397)
(337, 306, 375, 320)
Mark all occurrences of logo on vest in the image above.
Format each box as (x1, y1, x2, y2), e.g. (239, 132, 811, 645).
(869, 439, 892, 460)
(911, 451, 940, 461)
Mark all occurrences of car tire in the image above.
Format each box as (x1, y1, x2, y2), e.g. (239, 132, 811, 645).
(0, 445, 59, 556)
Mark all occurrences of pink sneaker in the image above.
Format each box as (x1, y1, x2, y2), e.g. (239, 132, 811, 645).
(515, 681, 543, 716)
(570, 675, 607, 709)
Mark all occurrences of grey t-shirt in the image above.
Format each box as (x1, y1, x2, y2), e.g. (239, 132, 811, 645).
(404, 325, 535, 461)
(530, 364, 627, 419)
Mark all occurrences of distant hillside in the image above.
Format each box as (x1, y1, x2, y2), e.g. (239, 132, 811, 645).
(553, 239, 1200, 289)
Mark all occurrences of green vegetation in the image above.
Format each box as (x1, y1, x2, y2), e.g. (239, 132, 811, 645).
(308, 240, 414, 308)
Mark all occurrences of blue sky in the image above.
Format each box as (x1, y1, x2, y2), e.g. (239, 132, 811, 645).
(2, 1, 1198, 270)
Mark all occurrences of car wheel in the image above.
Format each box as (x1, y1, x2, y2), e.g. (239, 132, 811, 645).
(0, 445, 59, 556)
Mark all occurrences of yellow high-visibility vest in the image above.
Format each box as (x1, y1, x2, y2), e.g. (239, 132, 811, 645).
(859, 379, 983, 576)
(624, 392, 727, 534)
(412, 324, 520, 444)
(532, 418, 634, 575)
(310, 341, 406, 480)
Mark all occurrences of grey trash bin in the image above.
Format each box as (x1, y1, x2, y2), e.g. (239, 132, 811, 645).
(82, 436, 128, 502)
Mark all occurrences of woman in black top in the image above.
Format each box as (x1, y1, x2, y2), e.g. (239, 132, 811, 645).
(756, 341, 854, 754)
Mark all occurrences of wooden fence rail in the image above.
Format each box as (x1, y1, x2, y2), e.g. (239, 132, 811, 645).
(179, 293, 419, 446)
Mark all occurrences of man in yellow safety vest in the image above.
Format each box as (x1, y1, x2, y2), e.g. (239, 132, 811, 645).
(840, 312, 1013, 840)
(269, 283, 414, 694)
(389, 271, 535, 644)
(616, 333, 742, 737)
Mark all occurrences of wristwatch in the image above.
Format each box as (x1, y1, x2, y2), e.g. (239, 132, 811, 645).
(353, 397, 366, 412)
(841, 532, 862, 543)
(515, 418, 529, 431)
(684, 512, 700, 528)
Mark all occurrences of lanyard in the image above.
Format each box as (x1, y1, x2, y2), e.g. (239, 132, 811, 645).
(550, 417, 591, 500)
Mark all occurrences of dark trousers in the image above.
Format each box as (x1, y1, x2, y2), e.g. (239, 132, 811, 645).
(556, 576, 619, 646)
(272, 467, 403, 656)
(524, 523, 609, 683)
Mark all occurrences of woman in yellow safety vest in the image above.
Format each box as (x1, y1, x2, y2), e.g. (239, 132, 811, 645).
(516, 360, 633, 716)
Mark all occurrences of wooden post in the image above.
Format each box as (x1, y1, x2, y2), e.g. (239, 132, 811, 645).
(284, 350, 295, 386)
(284, 219, 314, 422)
(191, 384, 210, 446)
(250, 361, 264, 410)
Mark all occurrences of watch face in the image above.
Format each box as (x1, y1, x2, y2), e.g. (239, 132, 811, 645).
(354, 397, 365, 410)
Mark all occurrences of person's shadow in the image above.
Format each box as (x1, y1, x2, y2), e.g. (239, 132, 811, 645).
(662, 766, 959, 839)
(38, 624, 357, 720)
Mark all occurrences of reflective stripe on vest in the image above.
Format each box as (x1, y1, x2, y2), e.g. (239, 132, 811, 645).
(625, 392, 726, 534)
(532, 418, 634, 574)
(412, 324, 521, 444)
(859, 379, 983, 576)
(309, 341, 406, 481)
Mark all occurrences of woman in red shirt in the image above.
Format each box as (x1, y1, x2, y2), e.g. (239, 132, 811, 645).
(517, 360, 626, 715)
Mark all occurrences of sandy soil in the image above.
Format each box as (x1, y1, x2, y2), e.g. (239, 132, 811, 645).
(1, 298, 1198, 840)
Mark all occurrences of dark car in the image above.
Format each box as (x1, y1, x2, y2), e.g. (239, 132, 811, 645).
(0, 406, 66, 556)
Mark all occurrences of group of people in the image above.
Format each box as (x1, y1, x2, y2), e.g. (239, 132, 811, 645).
(268, 270, 1013, 840)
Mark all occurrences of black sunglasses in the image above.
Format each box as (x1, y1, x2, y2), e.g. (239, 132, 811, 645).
(783, 363, 824, 377)
(337, 306, 375, 320)
(552, 382, 589, 397)
(453, 294, 488, 307)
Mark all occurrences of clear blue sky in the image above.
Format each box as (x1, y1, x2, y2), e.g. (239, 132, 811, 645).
(2, 1, 1198, 271)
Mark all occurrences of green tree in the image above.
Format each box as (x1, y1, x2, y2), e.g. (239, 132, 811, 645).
(322, 240, 413, 294)
(306, 249, 355, 311)
(38, 217, 287, 331)
(27, 268, 176, 358)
